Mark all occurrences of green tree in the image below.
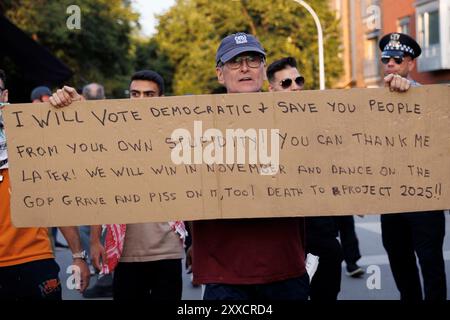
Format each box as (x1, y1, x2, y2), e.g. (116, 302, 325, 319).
(154, 0, 342, 94)
(2, 0, 139, 98)
(133, 38, 175, 95)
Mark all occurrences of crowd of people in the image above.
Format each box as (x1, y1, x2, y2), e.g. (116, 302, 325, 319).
(0, 31, 447, 301)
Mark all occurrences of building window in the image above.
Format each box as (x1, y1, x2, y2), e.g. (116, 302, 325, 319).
(415, 0, 449, 72)
(397, 16, 411, 35)
(364, 38, 378, 61)
(363, 37, 380, 80)
(418, 10, 440, 47)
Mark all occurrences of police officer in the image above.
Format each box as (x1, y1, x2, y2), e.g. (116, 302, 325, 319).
(379, 32, 447, 301)
(380, 32, 421, 89)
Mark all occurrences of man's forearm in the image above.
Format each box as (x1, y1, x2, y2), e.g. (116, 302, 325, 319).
(90, 225, 102, 244)
(59, 226, 83, 253)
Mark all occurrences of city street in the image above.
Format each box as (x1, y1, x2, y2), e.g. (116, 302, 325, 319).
(2, 0, 450, 307)
(56, 213, 450, 300)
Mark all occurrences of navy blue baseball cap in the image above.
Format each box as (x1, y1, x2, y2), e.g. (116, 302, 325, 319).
(30, 86, 52, 101)
(215, 32, 266, 66)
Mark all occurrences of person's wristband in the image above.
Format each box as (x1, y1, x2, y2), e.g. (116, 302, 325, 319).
(72, 250, 88, 261)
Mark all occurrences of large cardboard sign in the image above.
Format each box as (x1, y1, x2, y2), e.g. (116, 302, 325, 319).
(3, 85, 450, 227)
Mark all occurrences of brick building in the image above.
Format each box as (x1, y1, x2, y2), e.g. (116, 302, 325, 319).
(330, 0, 450, 88)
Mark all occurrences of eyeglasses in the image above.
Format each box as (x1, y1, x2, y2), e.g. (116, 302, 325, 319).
(381, 55, 404, 65)
(224, 55, 264, 70)
(280, 76, 305, 89)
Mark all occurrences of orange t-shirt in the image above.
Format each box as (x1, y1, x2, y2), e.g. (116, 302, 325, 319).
(0, 169, 53, 267)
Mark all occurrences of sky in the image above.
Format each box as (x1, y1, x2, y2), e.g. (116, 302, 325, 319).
(132, 0, 176, 36)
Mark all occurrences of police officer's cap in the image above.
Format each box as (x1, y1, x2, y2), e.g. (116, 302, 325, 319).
(379, 32, 421, 59)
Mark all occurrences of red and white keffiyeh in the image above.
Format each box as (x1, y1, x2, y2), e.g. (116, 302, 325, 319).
(101, 221, 187, 275)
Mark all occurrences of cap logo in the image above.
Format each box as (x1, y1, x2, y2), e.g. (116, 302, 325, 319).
(391, 33, 400, 41)
(387, 34, 401, 49)
(235, 34, 248, 45)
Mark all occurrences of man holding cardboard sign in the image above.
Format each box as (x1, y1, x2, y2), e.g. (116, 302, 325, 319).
(49, 33, 311, 300)
(379, 32, 446, 301)
(191, 32, 416, 301)
(0, 69, 90, 299)
(189, 33, 310, 300)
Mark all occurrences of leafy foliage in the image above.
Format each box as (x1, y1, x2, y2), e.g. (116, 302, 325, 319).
(1, 0, 342, 98)
(133, 38, 175, 95)
(154, 0, 343, 94)
(2, 0, 139, 98)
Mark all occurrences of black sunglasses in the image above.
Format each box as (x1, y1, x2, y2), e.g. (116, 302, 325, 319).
(280, 76, 305, 89)
(381, 55, 404, 65)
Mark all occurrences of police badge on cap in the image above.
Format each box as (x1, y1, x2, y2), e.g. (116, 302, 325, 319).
(379, 32, 422, 59)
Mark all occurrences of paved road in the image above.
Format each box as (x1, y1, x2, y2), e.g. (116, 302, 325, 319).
(56, 213, 450, 300)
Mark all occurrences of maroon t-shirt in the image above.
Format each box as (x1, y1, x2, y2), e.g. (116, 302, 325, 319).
(192, 217, 306, 285)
